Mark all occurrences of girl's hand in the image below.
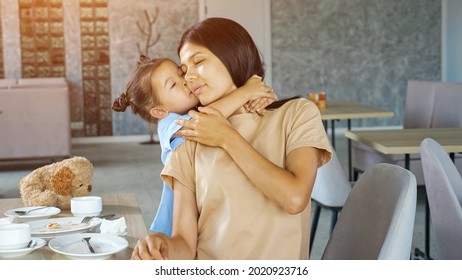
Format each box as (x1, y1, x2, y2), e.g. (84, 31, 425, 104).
(245, 89, 278, 113)
(131, 233, 169, 260)
(241, 75, 277, 113)
(175, 107, 235, 148)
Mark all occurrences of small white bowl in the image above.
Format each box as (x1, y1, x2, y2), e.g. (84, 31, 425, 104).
(0, 224, 31, 250)
(71, 196, 102, 217)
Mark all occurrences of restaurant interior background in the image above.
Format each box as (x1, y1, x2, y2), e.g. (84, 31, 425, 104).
(2, 0, 459, 140)
(1, 0, 462, 261)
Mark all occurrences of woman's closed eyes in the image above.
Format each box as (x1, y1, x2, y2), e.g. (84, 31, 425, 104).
(194, 58, 204, 65)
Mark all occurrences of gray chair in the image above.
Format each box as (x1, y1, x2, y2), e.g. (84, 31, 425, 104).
(321, 163, 417, 260)
(310, 151, 352, 255)
(420, 138, 462, 259)
(431, 82, 462, 128)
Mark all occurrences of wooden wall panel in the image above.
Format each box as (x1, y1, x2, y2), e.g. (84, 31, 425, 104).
(80, 0, 111, 136)
(19, 0, 65, 78)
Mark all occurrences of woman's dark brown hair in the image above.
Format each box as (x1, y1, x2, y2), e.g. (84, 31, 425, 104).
(112, 55, 168, 124)
(178, 17, 297, 109)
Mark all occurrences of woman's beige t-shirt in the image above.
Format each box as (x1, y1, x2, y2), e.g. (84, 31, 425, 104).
(161, 98, 332, 259)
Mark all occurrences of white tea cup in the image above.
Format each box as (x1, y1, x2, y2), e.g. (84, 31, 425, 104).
(71, 196, 102, 217)
(0, 224, 31, 250)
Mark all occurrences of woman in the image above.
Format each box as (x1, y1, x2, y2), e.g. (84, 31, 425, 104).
(132, 17, 332, 260)
(112, 55, 275, 237)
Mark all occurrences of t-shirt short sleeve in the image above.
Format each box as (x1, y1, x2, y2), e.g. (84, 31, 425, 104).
(161, 140, 197, 193)
(158, 113, 191, 163)
(286, 99, 332, 166)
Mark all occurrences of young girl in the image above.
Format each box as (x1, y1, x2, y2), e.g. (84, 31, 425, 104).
(112, 55, 276, 236)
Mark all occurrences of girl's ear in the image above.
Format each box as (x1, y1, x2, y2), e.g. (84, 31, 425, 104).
(150, 106, 169, 119)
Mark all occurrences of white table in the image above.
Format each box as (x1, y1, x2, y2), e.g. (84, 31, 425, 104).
(0, 193, 147, 260)
(320, 100, 394, 180)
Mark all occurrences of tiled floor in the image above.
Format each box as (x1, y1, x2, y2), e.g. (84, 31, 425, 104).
(0, 134, 436, 259)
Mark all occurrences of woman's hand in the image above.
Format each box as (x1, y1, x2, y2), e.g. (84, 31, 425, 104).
(131, 233, 169, 260)
(175, 107, 235, 148)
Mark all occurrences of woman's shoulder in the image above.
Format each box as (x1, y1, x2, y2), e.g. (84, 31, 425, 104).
(278, 97, 318, 114)
(286, 97, 310, 106)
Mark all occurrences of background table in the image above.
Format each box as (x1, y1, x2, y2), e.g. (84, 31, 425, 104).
(320, 100, 394, 179)
(0, 193, 147, 260)
(344, 127, 462, 259)
(345, 128, 462, 166)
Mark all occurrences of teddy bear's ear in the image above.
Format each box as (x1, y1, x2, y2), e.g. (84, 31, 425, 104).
(50, 166, 75, 196)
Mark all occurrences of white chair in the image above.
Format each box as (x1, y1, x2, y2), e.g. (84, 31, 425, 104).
(321, 163, 417, 260)
(310, 151, 352, 256)
(420, 138, 462, 259)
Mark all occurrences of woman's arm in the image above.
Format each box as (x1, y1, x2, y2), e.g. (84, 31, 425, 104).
(132, 179, 198, 260)
(176, 107, 320, 214)
(169, 178, 198, 259)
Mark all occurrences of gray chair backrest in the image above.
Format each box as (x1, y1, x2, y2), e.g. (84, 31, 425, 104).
(420, 138, 462, 259)
(404, 80, 436, 129)
(321, 163, 417, 260)
(311, 151, 352, 208)
(431, 81, 462, 128)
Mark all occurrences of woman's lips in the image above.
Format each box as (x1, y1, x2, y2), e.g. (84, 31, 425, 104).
(193, 85, 206, 95)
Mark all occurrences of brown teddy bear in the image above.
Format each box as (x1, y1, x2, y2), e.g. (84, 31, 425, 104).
(18, 156, 94, 209)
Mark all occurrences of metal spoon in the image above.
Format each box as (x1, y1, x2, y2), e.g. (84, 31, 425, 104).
(27, 239, 36, 248)
(82, 237, 96, 253)
(15, 206, 51, 215)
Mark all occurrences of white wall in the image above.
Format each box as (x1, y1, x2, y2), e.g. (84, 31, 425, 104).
(198, 0, 272, 86)
(442, 0, 462, 82)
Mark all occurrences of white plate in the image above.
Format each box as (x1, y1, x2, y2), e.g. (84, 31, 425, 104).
(25, 217, 102, 239)
(48, 233, 129, 260)
(0, 237, 46, 258)
(4, 206, 61, 221)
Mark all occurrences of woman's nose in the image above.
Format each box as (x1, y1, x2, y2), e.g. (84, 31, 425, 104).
(183, 67, 196, 81)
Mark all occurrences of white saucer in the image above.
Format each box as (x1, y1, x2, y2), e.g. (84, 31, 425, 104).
(4, 206, 61, 221)
(0, 237, 46, 258)
(48, 233, 128, 260)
